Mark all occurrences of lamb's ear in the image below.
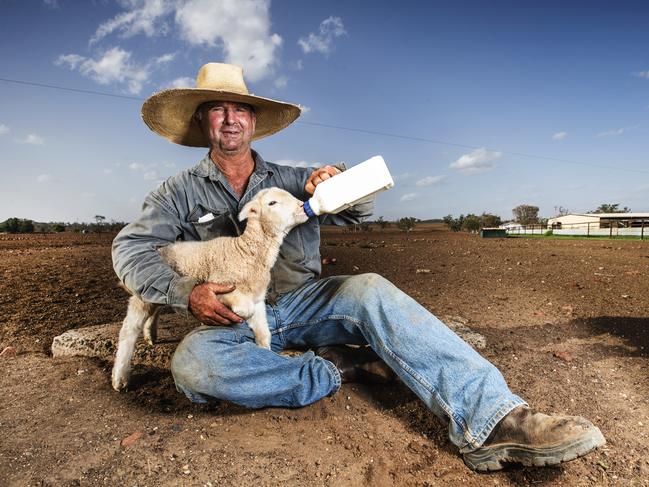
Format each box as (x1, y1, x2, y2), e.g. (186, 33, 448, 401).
(238, 199, 260, 221)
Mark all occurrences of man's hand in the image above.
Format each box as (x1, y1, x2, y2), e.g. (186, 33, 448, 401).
(305, 165, 341, 195)
(188, 282, 243, 325)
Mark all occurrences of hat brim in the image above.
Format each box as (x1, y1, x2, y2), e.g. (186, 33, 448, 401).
(141, 89, 302, 147)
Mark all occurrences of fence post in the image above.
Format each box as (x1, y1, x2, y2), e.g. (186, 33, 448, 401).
(587, 222, 590, 237)
(642, 220, 645, 241)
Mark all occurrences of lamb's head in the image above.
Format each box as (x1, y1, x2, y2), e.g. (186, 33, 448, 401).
(238, 188, 309, 234)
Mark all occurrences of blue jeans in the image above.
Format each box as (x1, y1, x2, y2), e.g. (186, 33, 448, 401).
(170, 273, 526, 450)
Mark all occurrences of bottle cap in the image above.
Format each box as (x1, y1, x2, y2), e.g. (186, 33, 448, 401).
(303, 200, 316, 218)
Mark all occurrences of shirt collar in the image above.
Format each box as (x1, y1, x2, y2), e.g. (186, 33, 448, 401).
(190, 150, 273, 182)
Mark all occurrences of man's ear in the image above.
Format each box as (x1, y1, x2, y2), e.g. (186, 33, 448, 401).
(250, 111, 257, 134)
(238, 199, 260, 221)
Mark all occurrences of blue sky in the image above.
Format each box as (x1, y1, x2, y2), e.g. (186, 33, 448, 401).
(1, 0, 648, 223)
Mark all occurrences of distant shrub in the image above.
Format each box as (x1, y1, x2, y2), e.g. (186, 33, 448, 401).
(397, 217, 417, 233)
(544, 229, 553, 236)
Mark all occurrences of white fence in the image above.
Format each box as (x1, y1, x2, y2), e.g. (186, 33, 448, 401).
(504, 225, 546, 235)
(505, 220, 648, 239)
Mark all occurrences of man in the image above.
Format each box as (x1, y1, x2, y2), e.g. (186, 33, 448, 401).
(113, 62, 605, 471)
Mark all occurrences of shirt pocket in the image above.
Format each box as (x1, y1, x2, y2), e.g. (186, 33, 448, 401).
(186, 204, 241, 241)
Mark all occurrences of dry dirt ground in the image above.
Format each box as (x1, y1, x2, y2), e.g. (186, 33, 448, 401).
(1, 226, 648, 486)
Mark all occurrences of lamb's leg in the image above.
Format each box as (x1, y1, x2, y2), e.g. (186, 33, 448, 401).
(247, 301, 272, 350)
(112, 296, 157, 391)
(143, 305, 162, 346)
(220, 293, 270, 349)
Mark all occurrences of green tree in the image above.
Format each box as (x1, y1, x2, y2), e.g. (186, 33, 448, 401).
(462, 214, 481, 233)
(1, 218, 34, 233)
(444, 214, 463, 232)
(50, 223, 66, 232)
(593, 203, 630, 213)
(480, 213, 502, 228)
(512, 205, 539, 225)
(397, 217, 417, 234)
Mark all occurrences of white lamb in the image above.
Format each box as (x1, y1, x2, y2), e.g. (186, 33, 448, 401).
(111, 187, 309, 391)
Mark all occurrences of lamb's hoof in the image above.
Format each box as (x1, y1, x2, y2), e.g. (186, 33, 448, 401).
(256, 337, 272, 350)
(143, 329, 157, 346)
(111, 370, 129, 391)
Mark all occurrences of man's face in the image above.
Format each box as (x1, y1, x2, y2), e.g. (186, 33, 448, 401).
(201, 101, 256, 154)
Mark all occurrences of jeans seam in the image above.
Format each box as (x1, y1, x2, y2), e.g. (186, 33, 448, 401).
(316, 355, 342, 393)
(462, 396, 528, 451)
(275, 314, 357, 334)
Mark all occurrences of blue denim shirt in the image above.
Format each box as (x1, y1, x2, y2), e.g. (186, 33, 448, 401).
(112, 151, 374, 314)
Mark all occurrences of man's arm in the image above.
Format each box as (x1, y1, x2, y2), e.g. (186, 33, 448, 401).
(113, 189, 245, 324)
(112, 190, 198, 315)
(304, 165, 375, 226)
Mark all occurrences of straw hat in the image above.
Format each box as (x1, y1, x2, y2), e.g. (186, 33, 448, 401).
(141, 63, 302, 147)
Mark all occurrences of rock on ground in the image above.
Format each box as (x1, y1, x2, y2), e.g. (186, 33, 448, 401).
(443, 315, 487, 349)
(51, 314, 199, 368)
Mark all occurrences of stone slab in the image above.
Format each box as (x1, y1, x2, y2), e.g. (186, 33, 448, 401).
(51, 314, 200, 368)
(443, 315, 487, 350)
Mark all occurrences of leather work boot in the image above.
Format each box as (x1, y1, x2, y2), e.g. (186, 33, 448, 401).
(463, 406, 606, 472)
(315, 345, 396, 384)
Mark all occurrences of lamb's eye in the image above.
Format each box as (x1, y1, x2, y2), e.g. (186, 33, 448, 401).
(268, 201, 277, 206)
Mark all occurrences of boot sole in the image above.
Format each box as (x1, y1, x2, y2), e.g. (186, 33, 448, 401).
(463, 426, 606, 472)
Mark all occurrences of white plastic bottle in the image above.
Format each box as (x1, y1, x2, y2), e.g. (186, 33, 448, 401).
(303, 155, 395, 217)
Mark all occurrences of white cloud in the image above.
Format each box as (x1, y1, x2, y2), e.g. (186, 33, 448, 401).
(415, 175, 446, 187)
(43, 0, 59, 9)
(274, 76, 288, 89)
(400, 193, 417, 202)
(128, 161, 162, 181)
(154, 52, 175, 65)
(56, 54, 85, 69)
(596, 127, 632, 137)
(299, 105, 311, 114)
(61, 0, 281, 89)
(175, 0, 281, 81)
(552, 131, 567, 140)
(36, 174, 52, 183)
(274, 159, 314, 168)
(0, 124, 9, 135)
(17, 134, 45, 145)
(298, 16, 346, 55)
(103, 168, 113, 174)
(450, 147, 501, 175)
(90, 0, 173, 44)
(634, 70, 649, 79)
(129, 162, 147, 171)
(165, 76, 194, 88)
(56, 47, 153, 94)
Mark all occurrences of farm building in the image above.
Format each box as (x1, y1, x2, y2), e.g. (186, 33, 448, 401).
(547, 213, 649, 237)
